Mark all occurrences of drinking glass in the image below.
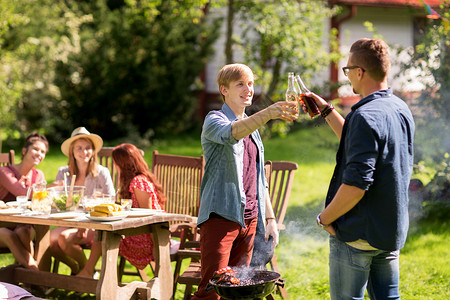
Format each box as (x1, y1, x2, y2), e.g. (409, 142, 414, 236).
(16, 195, 28, 212)
(120, 199, 132, 211)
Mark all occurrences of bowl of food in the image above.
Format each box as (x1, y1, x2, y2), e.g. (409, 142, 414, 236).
(48, 186, 86, 212)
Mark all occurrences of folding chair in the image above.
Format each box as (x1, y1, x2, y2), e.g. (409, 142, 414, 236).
(264, 160, 298, 299)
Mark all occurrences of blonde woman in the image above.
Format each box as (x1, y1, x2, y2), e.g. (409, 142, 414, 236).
(40, 127, 114, 274)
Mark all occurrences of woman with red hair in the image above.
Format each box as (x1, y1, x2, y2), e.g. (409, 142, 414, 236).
(77, 143, 165, 277)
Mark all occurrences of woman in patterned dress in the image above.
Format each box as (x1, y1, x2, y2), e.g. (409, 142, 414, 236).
(77, 143, 165, 277)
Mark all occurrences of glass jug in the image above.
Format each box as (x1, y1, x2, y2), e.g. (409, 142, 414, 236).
(31, 181, 51, 215)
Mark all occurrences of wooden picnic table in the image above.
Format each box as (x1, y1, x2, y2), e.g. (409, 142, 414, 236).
(0, 211, 194, 300)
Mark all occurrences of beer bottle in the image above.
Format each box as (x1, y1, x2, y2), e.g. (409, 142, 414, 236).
(285, 72, 299, 118)
(294, 74, 321, 118)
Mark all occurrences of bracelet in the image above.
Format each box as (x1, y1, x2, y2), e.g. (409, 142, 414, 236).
(266, 217, 276, 221)
(321, 104, 335, 119)
(316, 213, 329, 229)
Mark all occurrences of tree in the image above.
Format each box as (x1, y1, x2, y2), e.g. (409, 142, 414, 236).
(0, 0, 221, 146)
(401, 2, 450, 219)
(0, 0, 84, 147)
(219, 0, 340, 136)
(400, 1, 449, 162)
(236, 1, 338, 101)
(55, 0, 220, 142)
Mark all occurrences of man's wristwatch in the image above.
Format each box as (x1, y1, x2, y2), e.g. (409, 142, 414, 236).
(316, 213, 329, 229)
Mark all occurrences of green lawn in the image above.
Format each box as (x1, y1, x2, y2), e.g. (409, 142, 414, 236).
(1, 123, 449, 299)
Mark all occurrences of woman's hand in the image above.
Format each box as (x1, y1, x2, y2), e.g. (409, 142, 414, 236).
(265, 219, 279, 250)
(47, 180, 63, 188)
(76, 228, 88, 239)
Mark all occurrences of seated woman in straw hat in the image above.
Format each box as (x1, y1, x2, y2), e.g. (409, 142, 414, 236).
(39, 127, 115, 274)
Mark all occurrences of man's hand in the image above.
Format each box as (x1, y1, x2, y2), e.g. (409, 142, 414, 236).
(305, 92, 329, 111)
(323, 224, 336, 236)
(265, 219, 279, 250)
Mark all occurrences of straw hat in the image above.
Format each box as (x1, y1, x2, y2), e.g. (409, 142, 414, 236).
(61, 127, 103, 156)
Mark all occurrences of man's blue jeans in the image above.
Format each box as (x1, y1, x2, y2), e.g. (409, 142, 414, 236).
(329, 236, 400, 300)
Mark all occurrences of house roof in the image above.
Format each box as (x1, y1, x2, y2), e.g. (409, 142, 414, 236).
(329, 0, 443, 8)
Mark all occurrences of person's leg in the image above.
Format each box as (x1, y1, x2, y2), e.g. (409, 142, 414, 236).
(58, 228, 94, 272)
(77, 240, 102, 278)
(229, 218, 257, 267)
(191, 217, 241, 300)
(49, 227, 80, 274)
(14, 225, 35, 256)
(0, 228, 38, 270)
(329, 236, 375, 300)
(366, 250, 400, 300)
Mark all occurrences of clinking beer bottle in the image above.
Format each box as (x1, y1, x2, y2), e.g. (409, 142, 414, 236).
(285, 72, 299, 117)
(294, 74, 321, 118)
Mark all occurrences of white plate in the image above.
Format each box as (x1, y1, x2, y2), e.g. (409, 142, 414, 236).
(6, 201, 31, 207)
(127, 208, 163, 218)
(0, 208, 23, 215)
(49, 212, 83, 219)
(85, 213, 128, 222)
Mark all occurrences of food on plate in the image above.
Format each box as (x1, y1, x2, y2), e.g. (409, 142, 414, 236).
(90, 203, 124, 217)
(0, 200, 7, 209)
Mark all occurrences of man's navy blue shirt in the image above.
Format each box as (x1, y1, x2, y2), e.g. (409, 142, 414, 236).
(326, 88, 415, 251)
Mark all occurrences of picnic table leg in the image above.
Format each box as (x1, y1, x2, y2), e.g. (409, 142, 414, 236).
(34, 224, 50, 264)
(152, 223, 172, 300)
(96, 231, 120, 300)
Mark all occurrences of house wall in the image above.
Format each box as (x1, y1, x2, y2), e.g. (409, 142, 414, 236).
(337, 6, 425, 98)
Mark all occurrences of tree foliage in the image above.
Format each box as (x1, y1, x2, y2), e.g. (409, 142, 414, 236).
(400, 1, 449, 163)
(235, 1, 339, 101)
(0, 0, 79, 146)
(402, 2, 450, 219)
(56, 0, 220, 142)
(0, 0, 220, 146)
(223, 0, 340, 136)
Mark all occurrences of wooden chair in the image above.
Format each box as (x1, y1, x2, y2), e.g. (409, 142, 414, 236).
(0, 150, 15, 167)
(264, 160, 298, 299)
(151, 150, 205, 242)
(151, 150, 205, 219)
(0, 150, 15, 256)
(97, 147, 117, 190)
(173, 160, 297, 299)
(150, 150, 205, 297)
